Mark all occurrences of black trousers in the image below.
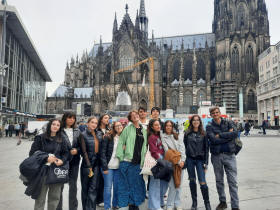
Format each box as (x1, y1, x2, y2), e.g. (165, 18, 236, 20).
(57, 163, 80, 210)
(81, 165, 101, 210)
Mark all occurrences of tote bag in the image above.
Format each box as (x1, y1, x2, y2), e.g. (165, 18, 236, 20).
(140, 145, 157, 176)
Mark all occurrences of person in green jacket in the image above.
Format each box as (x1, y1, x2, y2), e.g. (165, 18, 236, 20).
(116, 110, 147, 210)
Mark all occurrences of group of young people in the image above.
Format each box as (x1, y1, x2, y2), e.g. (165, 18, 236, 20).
(26, 106, 240, 210)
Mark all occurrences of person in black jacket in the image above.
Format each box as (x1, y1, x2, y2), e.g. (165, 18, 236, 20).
(29, 118, 69, 210)
(80, 116, 103, 210)
(206, 107, 239, 210)
(100, 121, 124, 210)
(184, 115, 211, 210)
(97, 114, 111, 136)
(57, 112, 81, 210)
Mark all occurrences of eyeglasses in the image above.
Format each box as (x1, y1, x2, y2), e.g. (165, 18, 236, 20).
(115, 125, 122, 128)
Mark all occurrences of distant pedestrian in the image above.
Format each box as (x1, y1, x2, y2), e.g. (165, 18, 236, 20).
(78, 122, 87, 132)
(244, 120, 251, 136)
(15, 123, 20, 136)
(4, 123, 9, 137)
(8, 123, 14, 137)
(262, 120, 267, 135)
(20, 122, 26, 137)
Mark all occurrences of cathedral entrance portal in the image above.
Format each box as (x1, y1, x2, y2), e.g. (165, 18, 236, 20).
(116, 91, 132, 111)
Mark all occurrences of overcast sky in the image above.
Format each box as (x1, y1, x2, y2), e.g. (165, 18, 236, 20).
(7, 0, 280, 95)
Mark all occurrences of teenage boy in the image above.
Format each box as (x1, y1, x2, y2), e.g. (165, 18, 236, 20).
(138, 107, 149, 130)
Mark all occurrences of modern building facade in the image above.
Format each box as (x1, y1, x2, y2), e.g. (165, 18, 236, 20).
(257, 42, 280, 126)
(47, 0, 270, 117)
(0, 2, 51, 125)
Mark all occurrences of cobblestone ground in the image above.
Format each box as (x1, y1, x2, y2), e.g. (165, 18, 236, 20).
(0, 133, 280, 210)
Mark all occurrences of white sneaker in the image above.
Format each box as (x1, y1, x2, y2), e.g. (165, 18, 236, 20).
(176, 207, 183, 210)
(98, 203, 104, 207)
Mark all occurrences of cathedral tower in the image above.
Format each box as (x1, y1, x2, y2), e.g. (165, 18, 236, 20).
(213, 0, 270, 114)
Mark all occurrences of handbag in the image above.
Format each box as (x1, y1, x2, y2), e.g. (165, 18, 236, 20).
(235, 137, 243, 155)
(140, 145, 157, 176)
(46, 161, 69, 184)
(46, 142, 69, 184)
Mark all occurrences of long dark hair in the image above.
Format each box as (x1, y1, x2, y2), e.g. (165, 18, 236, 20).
(107, 121, 123, 141)
(61, 112, 76, 129)
(186, 115, 205, 136)
(163, 120, 178, 140)
(148, 119, 160, 138)
(44, 119, 62, 142)
(97, 114, 110, 130)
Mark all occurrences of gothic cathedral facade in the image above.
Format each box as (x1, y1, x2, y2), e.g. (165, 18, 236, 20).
(58, 0, 270, 116)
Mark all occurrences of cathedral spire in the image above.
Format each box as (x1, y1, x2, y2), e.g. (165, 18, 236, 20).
(135, 10, 140, 30)
(113, 12, 118, 33)
(140, 0, 146, 18)
(139, 0, 148, 41)
(125, 4, 129, 14)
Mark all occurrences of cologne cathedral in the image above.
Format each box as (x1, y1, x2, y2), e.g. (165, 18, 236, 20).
(46, 0, 270, 117)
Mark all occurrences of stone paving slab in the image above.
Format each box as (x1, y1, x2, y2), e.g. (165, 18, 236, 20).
(0, 136, 280, 210)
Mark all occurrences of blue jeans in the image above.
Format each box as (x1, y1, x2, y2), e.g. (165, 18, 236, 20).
(148, 176, 168, 210)
(101, 169, 120, 210)
(166, 170, 184, 208)
(186, 158, 206, 183)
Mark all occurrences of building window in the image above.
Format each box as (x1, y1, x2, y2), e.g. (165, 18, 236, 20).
(171, 91, 179, 110)
(173, 59, 180, 81)
(184, 59, 192, 80)
(266, 71, 270, 80)
(197, 58, 206, 80)
(231, 46, 239, 73)
(247, 90, 256, 111)
(264, 83, 268, 92)
(260, 74, 264, 82)
(246, 45, 254, 73)
(271, 80, 276, 89)
(274, 97, 279, 107)
(183, 91, 193, 106)
(273, 67, 278, 76)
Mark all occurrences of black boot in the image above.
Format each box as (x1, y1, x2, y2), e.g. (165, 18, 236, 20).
(201, 185, 211, 210)
(189, 181, 197, 210)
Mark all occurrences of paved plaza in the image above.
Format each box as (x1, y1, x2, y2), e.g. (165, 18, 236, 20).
(0, 133, 280, 210)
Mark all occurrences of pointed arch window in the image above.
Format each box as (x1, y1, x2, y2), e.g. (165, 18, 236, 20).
(171, 91, 179, 110)
(231, 46, 239, 73)
(184, 59, 192, 80)
(173, 60, 180, 81)
(247, 90, 256, 111)
(197, 58, 206, 80)
(246, 45, 254, 73)
(183, 91, 193, 106)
